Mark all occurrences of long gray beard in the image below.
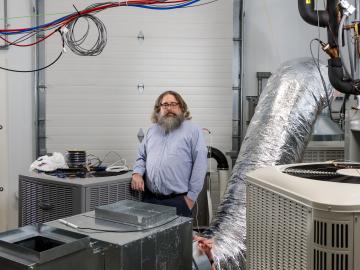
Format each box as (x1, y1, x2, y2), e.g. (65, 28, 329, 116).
(158, 113, 184, 133)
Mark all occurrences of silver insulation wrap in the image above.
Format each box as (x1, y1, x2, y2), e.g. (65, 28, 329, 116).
(205, 58, 333, 269)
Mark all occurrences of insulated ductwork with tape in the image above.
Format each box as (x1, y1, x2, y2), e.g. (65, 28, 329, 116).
(204, 58, 333, 269)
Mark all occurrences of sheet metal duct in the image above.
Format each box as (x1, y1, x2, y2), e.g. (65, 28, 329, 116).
(204, 58, 333, 269)
(0, 201, 193, 270)
(311, 111, 344, 141)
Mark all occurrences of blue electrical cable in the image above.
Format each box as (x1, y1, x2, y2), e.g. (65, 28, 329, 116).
(129, 0, 199, 10)
(0, 0, 200, 35)
(0, 13, 74, 35)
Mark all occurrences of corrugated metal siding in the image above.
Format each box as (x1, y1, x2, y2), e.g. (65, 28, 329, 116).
(45, 1, 233, 167)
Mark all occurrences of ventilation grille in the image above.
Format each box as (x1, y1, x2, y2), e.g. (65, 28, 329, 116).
(313, 249, 327, 270)
(314, 252, 350, 270)
(88, 182, 142, 210)
(331, 223, 349, 249)
(314, 220, 328, 246)
(302, 150, 344, 163)
(331, 253, 349, 270)
(312, 218, 352, 270)
(312, 250, 350, 270)
(247, 183, 310, 270)
(20, 179, 75, 226)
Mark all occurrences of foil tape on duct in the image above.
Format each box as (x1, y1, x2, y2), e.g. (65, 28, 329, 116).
(205, 58, 333, 269)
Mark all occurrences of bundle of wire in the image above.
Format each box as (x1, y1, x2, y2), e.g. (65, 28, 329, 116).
(0, 0, 215, 72)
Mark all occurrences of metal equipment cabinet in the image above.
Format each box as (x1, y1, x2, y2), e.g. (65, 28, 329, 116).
(19, 172, 141, 226)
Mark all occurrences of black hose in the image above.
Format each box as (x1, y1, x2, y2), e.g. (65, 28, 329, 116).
(207, 147, 229, 170)
(326, 0, 338, 47)
(298, 0, 328, 27)
(298, 0, 337, 46)
(328, 58, 360, 95)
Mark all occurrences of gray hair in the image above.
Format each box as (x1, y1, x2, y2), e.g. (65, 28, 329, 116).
(151, 90, 191, 123)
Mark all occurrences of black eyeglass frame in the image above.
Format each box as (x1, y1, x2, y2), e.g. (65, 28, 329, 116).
(159, 102, 179, 109)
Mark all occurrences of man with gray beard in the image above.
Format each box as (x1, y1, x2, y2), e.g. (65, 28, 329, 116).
(131, 90, 208, 217)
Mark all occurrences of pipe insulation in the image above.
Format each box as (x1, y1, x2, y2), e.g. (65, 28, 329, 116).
(207, 146, 230, 200)
(207, 147, 229, 170)
(204, 58, 333, 269)
(298, 0, 329, 27)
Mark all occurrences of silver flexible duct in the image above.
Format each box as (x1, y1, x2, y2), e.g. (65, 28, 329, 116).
(205, 58, 333, 269)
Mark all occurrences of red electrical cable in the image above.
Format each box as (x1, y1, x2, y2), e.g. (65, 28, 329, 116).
(0, 1, 193, 33)
(0, 28, 59, 47)
(0, 0, 195, 46)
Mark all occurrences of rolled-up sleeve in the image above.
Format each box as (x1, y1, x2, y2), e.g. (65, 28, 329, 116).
(132, 137, 147, 176)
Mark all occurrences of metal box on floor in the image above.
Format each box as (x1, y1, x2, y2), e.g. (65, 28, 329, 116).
(0, 201, 193, 270)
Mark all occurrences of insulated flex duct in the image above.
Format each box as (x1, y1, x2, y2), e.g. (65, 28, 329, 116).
(205, 58, 333, 269)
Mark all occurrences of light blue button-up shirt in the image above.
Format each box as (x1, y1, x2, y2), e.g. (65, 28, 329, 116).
(133, 120, 208, 202)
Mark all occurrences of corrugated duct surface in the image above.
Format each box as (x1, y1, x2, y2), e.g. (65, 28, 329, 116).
(205, 58, 333, 269)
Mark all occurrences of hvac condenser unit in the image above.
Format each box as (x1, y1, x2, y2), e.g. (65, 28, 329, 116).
(302, 141, 344, 163)
(246, 162, 360, 270)
(19, 172, 141, 226)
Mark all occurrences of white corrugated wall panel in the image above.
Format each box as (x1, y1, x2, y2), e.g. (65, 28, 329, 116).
(45, 1, 233, 167)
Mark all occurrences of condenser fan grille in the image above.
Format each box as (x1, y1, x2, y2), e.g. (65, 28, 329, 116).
(283, 163, 360, 183)
(19, 179, 75, 226)
(88, 182, 141, 210)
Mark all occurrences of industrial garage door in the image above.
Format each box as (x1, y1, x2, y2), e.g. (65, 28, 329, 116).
(44, 1, 233, 168)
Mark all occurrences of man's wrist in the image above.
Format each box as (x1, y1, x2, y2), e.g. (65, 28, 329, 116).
(186, 191, 197, 202)
(132, 167, 145, 176)
(184, 195, 194, 209)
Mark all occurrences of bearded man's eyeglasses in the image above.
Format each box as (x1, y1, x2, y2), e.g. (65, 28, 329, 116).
(160, 102, 179, 109)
